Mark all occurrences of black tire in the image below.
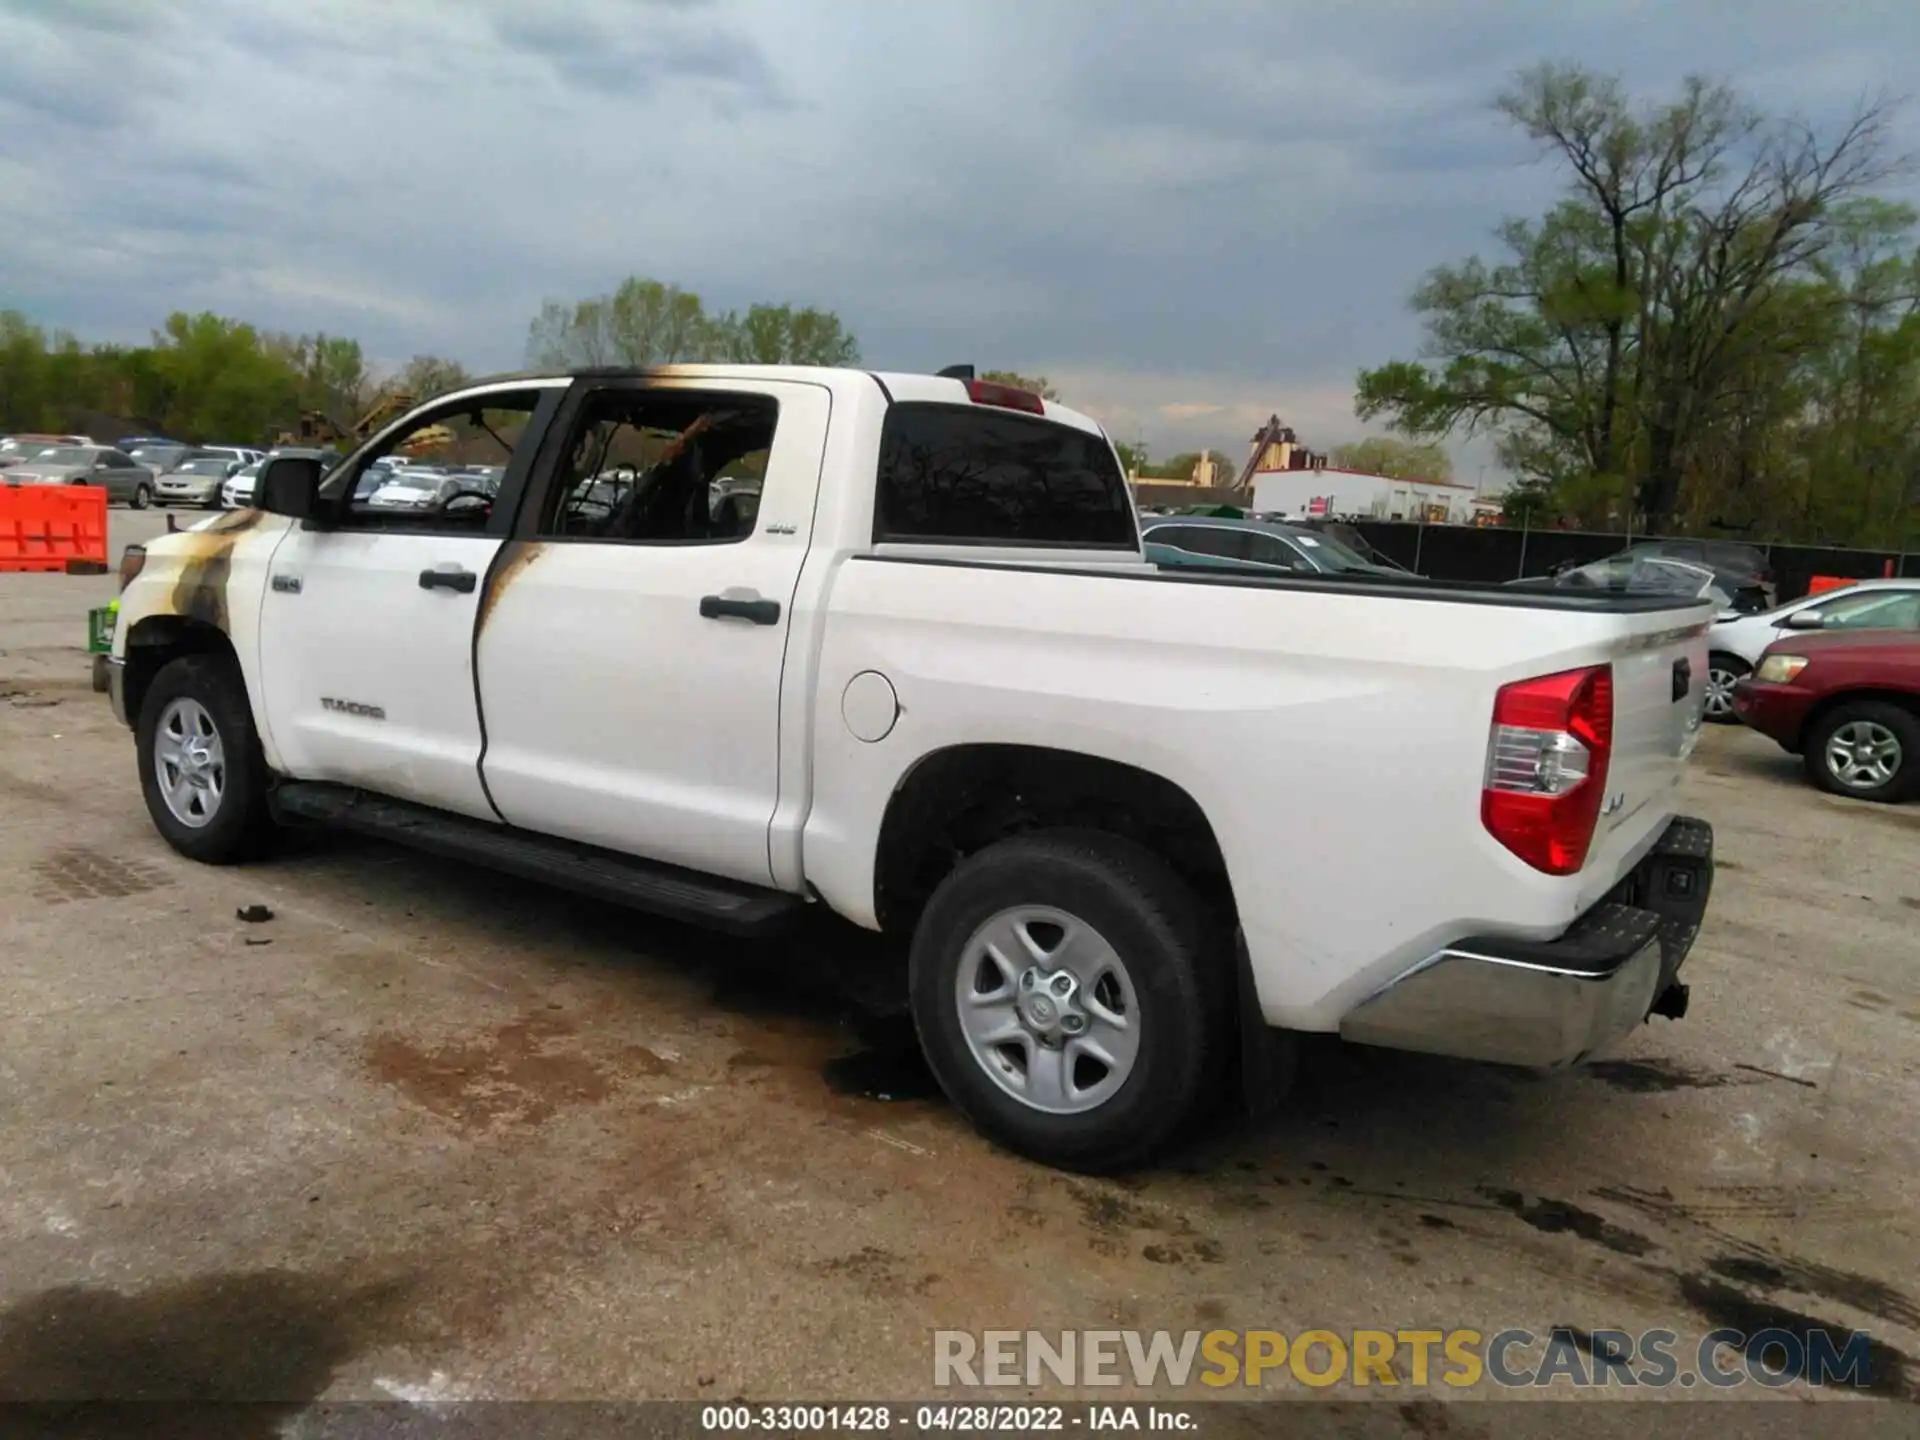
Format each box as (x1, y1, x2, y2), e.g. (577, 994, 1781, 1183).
(136, 653, 277, 862)
(1803, 700, 1920, 804)
(131, 482, 151, 510)
(1704, 652, 1749, 724)
(908, 830, 1227, 1173)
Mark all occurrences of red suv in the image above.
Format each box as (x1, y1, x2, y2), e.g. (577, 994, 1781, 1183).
(1731, 630, 1920, 802)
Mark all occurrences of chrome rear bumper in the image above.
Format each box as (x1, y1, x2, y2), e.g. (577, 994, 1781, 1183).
(1339, 817, 1714, 1069)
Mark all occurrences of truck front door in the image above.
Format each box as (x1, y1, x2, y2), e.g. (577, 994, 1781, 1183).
(473, 377, 829, 887)
(255, 383, 567, 820)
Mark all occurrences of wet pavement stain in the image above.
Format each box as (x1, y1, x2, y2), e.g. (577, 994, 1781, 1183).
(1675, 1274, 1916, 1402)
(1703, 1249, 1920, 1330)
(1580, 1058, 1732, 1093)
(813, 1246, 938, 1299)
(1708, 1255, 1789, 1288)
(0, 1268, 412, 1432)
(1478, 1188, 1658, 1257)
(821, 1016, 941, 1103)
(365, 1012, 613, 1130)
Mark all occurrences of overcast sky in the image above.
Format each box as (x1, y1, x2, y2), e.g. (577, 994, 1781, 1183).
(3, 0, 1917, 474)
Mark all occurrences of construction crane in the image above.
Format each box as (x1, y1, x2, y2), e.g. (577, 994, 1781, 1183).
(275, 390, 454, 454)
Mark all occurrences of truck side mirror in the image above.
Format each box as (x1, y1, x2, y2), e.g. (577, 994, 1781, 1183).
(257, 455, 323, 520)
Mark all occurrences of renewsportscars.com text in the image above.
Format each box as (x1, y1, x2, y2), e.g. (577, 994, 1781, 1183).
(933, 1326, 1883, 1392)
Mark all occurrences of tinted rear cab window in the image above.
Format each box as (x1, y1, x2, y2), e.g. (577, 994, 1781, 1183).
(875, 403, 1136, 547)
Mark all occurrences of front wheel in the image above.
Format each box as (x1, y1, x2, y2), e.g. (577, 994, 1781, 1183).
(131, 482, 152, 510)
(908, 831, 1226, 1173)
(1704, 652, 1749, 723)
(136, 653, 277, 862)
(1804, 701, 1920, 804)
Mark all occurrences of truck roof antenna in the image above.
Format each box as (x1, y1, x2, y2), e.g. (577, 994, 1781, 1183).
(935, 365, 975, 380)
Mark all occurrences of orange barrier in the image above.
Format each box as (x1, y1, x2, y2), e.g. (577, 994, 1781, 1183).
(0, 484, 109, 574)
(1805, 575, 1858, 597)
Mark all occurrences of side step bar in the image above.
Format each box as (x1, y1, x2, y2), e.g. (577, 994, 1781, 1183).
(271, 782, 804, 937)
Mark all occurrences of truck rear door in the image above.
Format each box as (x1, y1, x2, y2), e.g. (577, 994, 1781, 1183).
(472, 375, 831, 888)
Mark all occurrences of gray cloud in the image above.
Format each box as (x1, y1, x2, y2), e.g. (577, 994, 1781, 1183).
(1, 0, 1916, 470)
(489, 1, 787, 105)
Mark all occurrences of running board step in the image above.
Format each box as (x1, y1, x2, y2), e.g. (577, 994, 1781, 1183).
(270, 782, 804, 936)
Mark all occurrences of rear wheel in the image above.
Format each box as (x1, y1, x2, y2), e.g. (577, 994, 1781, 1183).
(136, 654, 277, 862)
(908, 830, 1226, 1173)
(131, 482, 152, 510)
(1704, 652, 1748, 723)
(1803, 701, 1920, 804)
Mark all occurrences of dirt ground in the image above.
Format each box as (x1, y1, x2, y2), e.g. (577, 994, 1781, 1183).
(2, 516, 1917, 1426)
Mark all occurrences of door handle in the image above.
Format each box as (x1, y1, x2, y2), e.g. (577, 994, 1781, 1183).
(699, 593, 781, 625)
(419, 565, 478, 593)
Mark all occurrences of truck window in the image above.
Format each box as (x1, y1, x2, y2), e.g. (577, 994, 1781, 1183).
(535, 389, 777, 544)
(875, 404, 1135, 548)
(327, 389, 544, 533)
(1174, 526, 1256, 562)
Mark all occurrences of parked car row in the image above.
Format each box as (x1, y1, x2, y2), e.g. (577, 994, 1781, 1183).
(0, 433, 274, 509)
(0, 444, 159, 507)
(1705, 579, 1920, 720)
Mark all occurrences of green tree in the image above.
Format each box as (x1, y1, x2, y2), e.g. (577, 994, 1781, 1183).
(1356, 64, 1905, 536)
(526, 277, 709, 367)
(149, 312, 302, 442)
(1135, 451, 1205, 480)
(526, 278, 860, 370)
(1329, 437, 1454, 480)
(0, 310, 55, 431)
(394, 354, 472, 399)
(710, 303, 861, 365)
(980, 370, 1060, 400)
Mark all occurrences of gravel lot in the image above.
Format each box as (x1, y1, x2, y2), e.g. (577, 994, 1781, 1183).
(2, 514, 1916, 1426)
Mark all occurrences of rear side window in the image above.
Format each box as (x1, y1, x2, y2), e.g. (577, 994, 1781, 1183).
(875, 403, 1135, 547)
(1703, 542, 1763, 569)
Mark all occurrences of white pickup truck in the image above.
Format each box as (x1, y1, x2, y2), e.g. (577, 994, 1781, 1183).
(108, 365, 1716, 1172)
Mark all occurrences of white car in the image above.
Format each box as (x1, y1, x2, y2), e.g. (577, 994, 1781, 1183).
(106, 365, 1717, 1172)
(1704, 579, 1920, 720)
(202, 445, 265, 470)
(221, 462, 261, 509)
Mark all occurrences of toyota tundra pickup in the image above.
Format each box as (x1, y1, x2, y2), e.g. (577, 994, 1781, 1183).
(107, 365, 1716, 1172)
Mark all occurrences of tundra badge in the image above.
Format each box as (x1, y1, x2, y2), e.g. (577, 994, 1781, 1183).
(320, 698, 386, 720)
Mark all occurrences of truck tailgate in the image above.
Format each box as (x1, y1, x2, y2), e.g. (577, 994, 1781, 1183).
(1596, 617, 1709, 853)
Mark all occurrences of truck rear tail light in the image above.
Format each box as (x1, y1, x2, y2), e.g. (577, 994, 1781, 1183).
(964, 379, 1046, 415)
(1481, 664, 1613, 876)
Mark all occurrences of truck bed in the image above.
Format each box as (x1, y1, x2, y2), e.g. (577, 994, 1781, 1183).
(801, 550, 1713, 1032)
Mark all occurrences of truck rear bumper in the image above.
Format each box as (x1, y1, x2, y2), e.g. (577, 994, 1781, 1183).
(1339, 816, 1713, 1069)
